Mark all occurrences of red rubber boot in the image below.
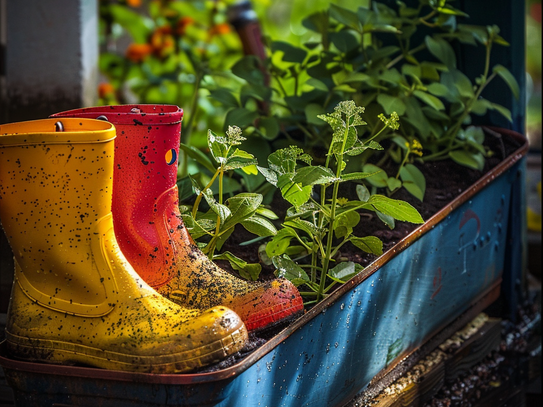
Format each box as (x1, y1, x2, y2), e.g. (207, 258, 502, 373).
(52, 105, 303, 332)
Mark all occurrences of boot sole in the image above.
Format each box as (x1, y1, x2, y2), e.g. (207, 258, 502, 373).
(5, 325, 248, 374)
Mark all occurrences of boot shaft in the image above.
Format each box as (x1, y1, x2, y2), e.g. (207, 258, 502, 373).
(0, 118, 121, 315)
(52, 105, 184, 286)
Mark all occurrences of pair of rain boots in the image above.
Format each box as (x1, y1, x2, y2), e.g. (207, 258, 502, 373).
(0, 105, 303, 373)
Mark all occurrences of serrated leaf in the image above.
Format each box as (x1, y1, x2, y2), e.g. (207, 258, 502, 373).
(340, 171, 378, 182)
(293, 165, 337, 186)
(222, 193, 263, 230)
(284, 219, 319, 238)
(224, 149, 258, 171)
(272, 254, 310, 287)
(350, 236, 383, 255)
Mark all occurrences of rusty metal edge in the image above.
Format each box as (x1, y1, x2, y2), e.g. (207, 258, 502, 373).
(0, 128, 529, 386)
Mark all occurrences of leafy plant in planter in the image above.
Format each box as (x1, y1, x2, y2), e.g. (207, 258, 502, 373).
(180, 125, 278, 281)
(211, 0, 519, 201)
(258, 100, 424, 304)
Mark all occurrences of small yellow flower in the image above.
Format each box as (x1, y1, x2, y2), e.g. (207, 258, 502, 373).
(410, 139, 423, 157)
(337, 197, 349, 206)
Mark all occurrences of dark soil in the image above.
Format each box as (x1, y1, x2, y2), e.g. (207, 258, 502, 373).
(218, 127, 523, 278)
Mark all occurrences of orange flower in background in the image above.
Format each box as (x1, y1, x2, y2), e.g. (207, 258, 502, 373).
(98, 82, 115, 99)
(176, 16, 194, 36)
(126, 43, 152, 63)
(150, 26, 175, 58)
(208, 23, 231, 38)
(126, 0, 141, 7)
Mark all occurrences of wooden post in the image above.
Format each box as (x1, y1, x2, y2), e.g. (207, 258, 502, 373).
(0, 0, 99, 314)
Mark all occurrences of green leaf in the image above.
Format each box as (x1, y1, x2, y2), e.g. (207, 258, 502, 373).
(328, 261, 363, 283)
(258, 117, 280, 140)
(293, 166, 337, 186)
(306, 78, 330, 91)
(363, 163, 388, 188)
(350, 236, 383, 255)
(448, 150, 485, 170)
(340, 171, 377, 182)
(284, 219, 319, 238)
(330, 31, 359, 53)
(426, 82, 450, 97)
(413, 90, 445, 110)
(450, 69, 475, 98)
(356, 184, 371, 202)
(492, 65, 520, 100)
(271, 41, 308, 63)
(207, 129, 228, 164)
(399, 164, 426, 201)
(256, 207, 279, 220)
(489, 103, 512, 122)
(272, 254, 310, 287)
(277, 174, 313, 207)
(425, 35, 456, 68)
(377, 94, 407, 115)
(266, 227, 298, 258)
(334, 211, 360, 238)
(375, 210, 395, 229)
(329, 3, 359, 29)
(108, 5, 151, 43)
(208, 88, 239, 108)
(224, 108, 259, 128)
(305, 103, 327, 125)
(213, 252, 261, 281)
(222, 193, 263, 230)
(224, 149, 258, 171)
(387, 177, 402, 192)
(364, 195, 424, 223)
(179, 143, 216, 174)
(241, 215, 277, 237)
(231, 56, 265, 85)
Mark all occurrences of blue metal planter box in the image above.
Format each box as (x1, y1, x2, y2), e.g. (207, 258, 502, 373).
(0, 129, 529, 407)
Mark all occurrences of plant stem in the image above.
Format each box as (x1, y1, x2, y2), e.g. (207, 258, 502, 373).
(317, 119, 350, 301)
(192, 169, 220, 218)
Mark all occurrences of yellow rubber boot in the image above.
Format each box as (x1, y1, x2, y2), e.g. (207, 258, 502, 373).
(0, 118, 247, 373)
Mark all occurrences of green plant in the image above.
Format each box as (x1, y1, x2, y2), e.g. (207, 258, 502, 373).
(180, 125, 277, 281)
(98, 0, 243, 154)
(259, 101, 424, 304)
(212, 0, 519, 201)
